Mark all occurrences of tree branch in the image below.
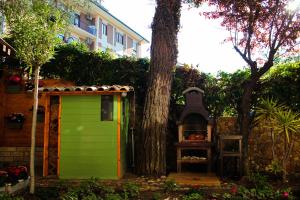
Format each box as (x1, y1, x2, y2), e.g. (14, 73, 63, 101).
(233, 45, 255, 68)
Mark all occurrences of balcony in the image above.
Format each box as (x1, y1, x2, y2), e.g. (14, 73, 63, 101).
(87, 26, 96, 35)
(72, 13, 97, 36)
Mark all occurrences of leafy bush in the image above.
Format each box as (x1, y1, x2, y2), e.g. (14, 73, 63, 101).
(122, 182, 140, 199)
(224, 174, 296, 200)
(35, 187, 60, 200)
(0, 171, 8, 187)
(0, 193, 24, 200)
(152, 192, 162, 200)
(163, 179, 178, 193)
(182, 192, 204, 200)
(104, 193, 122, 200)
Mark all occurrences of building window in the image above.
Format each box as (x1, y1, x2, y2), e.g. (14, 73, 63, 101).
(116, 32, 124, 45)
(133, 41, 137, 54)
(101, 95, 113, 121)
(102, 23, 107, 36)
(74, 13, 80, 27)
(67, 36, 79, 43)
(57, 33, 65, 41)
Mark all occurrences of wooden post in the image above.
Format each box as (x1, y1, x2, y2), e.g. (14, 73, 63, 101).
(207, 125, 212, 142)
(117, 95, 121, 178)
(178, 125, 183, 142)
(43, 95, 50, 176)
(57, 96, 62, 177)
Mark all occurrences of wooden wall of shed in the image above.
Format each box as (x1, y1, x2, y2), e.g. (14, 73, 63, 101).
(0, 69, 74, 169)
(0, 77, 74, 147)
(0, 89, 45, 147)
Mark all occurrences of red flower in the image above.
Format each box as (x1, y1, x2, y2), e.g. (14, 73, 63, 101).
(8, 75, 22, 85)
(283, 191, 289, 198)
(231, 185, 238, 194)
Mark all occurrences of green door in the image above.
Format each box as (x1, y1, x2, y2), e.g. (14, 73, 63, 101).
(59, 95, 118, 179)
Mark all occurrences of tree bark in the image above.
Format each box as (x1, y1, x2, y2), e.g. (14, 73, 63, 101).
(239, 77, 259, 176)
(239, 61, 274, 176)
(136, 0, 181, 175)
(29, 66, 40, 194)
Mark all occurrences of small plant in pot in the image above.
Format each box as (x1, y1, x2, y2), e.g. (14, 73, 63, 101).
(7, 74, 22, 85)
(5, 113, 25, 129)
(0, 171, 8, 187)
(25, 79, 44, 90)
(6, 166, 28, 184)
(6, 74, 22, 93)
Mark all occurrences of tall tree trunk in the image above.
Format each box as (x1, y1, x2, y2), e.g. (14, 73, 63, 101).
(239, 78, 258, 176)
(29, 66, 40, 194)
(136, 0, 181, 175)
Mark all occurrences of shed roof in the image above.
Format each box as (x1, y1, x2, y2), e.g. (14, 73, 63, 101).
(28, 85, 134, 94)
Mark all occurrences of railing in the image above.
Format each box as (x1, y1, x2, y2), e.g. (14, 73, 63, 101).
(72, 15, 96, 36)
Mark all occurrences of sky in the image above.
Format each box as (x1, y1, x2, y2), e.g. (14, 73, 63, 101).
(102, 0, 247, 74)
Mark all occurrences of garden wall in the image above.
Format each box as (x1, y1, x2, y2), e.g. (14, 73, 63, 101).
(217, 117, 300, 174)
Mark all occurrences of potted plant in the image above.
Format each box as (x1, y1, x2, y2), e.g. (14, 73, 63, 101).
(5, 113, 25, 129)
(6, 74, 22, 93)
(6, 166, 28, 183)
(0, 171, 8, 187)
(25, 79, 44, 91)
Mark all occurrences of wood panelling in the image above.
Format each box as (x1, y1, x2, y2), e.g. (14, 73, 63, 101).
(0, 77, 74, 147)
(1, 92, 45, 147)
(59, 95, 119, 179)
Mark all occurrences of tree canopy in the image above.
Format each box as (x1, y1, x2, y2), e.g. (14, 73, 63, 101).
(1, 0, 71, 193)
(187, 0, 300, 175)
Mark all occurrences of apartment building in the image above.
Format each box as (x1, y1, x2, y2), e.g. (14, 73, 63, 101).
(63, 1, 149, 58)
(0, 1, 149, 58)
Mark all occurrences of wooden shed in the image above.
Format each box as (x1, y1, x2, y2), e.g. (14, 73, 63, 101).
(39, 85, 134, 179)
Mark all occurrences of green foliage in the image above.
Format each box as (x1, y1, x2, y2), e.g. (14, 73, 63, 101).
(1, 0, 69, 69)
(220, 173, 297, 200)
(104, 193, 122, 200)
(265, 159, 283, 175)
(248, 172, 269, 189)
(234, 185, 295, 200)
(163, 179, 178, 193)
(182, 188, 204, 200)
(222, 192, 233, 200)
(122, 182, 140, 199)
(261, 62, 300, 112)
(82, 193, 98, 200)
(171, 66, 250, 118)
(151, 192, 162, 200)
(272, 109, 300, 143)
(60, 189, 79, 200)
(0, 193, 23, 200)
(255, 98, 300, 180)
(255, 98, 286, 123)
(60, 177, 115, 200)
(182, 192, 204, 200)
(172, 65, 205, 105)
(35, 187, 60, 200)
(41, 43, 149, 105)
